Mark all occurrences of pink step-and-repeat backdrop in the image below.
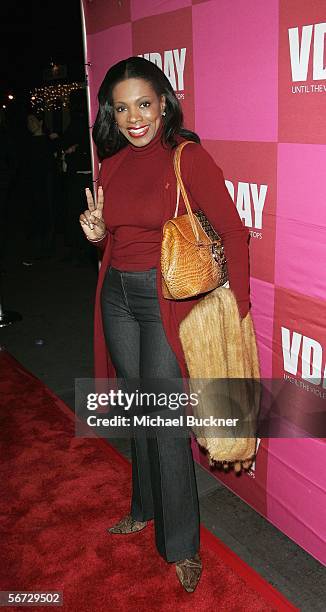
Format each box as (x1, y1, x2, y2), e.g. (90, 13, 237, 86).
(81, 0, 326, 565)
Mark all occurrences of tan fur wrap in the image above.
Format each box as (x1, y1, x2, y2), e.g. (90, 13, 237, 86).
(179, 286, 261, 463)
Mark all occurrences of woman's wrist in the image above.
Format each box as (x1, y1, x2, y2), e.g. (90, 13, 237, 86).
(87, 230, 108, 243)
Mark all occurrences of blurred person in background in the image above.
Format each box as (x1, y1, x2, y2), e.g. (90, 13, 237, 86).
(22, 111, 58, 263)
(61, 89, 95, 267)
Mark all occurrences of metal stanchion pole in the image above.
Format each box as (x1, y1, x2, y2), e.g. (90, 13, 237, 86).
(0, 272, 22, 328)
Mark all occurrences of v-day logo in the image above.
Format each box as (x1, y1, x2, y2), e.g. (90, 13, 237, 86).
(138, 49, 186, 98)
(289, 22, 326, 94)
(224, 180, 267, 239)
(281, 326, 326, 389)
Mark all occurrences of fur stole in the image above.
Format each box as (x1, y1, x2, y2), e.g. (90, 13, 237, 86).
(179, 285, 261, 466)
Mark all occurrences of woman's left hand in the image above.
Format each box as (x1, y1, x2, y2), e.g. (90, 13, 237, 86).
(232, 458, 254, 473)
(211, 456, 255, 474)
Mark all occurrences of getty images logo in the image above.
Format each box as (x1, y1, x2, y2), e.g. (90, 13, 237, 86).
(281, 326, 326, 388)
(225, 180, 267, 240)
(288, 22, 326, 93)
(138, 50, 186, 98)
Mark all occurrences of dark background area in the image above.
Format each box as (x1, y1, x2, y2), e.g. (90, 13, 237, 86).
(0, 0, 92, 267)
(0, 0, 85, 114)
(0, 0, 84, 87)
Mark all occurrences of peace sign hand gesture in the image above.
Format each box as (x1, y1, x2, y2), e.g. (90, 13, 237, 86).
(80, 186, 107, 241)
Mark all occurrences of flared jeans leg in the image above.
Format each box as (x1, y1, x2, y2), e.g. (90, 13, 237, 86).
(100, 265, 200, 562)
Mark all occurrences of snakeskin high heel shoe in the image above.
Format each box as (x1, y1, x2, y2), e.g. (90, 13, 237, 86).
(107, 513, 148, 534)
(175, 552, 202, 592)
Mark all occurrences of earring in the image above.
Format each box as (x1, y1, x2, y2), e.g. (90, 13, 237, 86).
(162, 110, 166, 116)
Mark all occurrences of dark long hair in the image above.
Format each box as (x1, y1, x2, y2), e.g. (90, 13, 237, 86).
(92, 56, 200, 160)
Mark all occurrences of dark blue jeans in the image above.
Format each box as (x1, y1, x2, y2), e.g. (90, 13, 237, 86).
(100, 265, 200, 562)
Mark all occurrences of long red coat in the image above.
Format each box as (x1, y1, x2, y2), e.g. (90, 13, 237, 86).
(92, 134, 250, 381)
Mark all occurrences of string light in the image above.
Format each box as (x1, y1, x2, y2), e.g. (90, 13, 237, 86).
(30, 82, 84, 111)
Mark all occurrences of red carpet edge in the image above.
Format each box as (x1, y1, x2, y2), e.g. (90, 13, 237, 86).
(1, 350, 298, 611)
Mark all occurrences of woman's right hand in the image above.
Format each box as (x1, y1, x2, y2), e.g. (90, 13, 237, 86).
(80, 186, 107, 241)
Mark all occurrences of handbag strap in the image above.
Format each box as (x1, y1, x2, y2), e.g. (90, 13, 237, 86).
(173, 140, 200, 242)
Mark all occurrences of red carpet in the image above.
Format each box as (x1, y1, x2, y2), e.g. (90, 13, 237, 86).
(0, 351, 297, 611)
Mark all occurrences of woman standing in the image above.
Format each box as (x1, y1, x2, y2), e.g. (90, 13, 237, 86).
(80, 56, 250, 593)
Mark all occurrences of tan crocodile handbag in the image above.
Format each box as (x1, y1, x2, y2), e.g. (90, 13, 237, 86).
(161, 140, 228, 300)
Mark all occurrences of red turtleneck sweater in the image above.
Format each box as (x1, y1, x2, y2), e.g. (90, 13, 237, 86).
(107, 123, 172, 270)
(92, 124, 251, 380)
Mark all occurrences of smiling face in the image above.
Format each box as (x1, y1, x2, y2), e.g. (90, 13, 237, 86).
(112, 78, 166, 147)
